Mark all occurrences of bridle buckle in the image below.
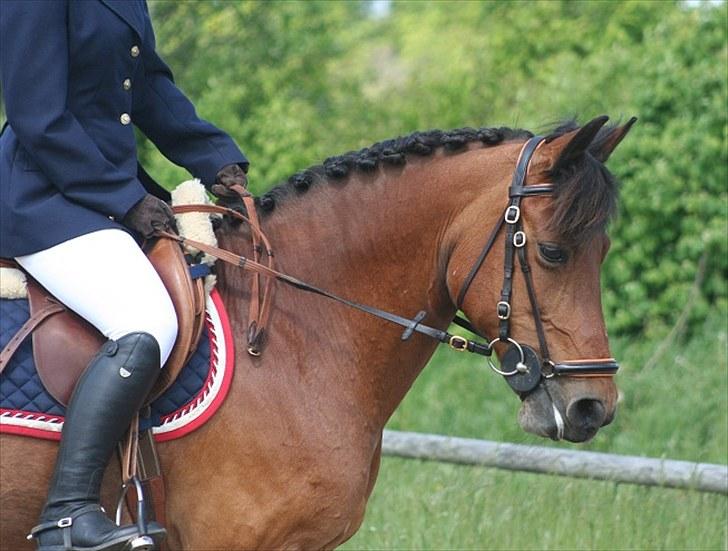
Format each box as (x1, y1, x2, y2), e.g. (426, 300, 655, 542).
(496, 301, 511, 320)
(504, 205, 520, 224)
(513, 231, 526, 248)
(448, 335, 468, 351)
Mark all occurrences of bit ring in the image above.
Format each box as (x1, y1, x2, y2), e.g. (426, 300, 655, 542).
(486, 337, 526, 376)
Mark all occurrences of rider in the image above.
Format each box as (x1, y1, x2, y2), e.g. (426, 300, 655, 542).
(1, 2, 246, 549)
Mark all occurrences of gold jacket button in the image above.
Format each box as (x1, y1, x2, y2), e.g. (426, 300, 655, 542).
(122, 78, 132, 91)
(130, 45, 140, 57)
(120, 113, 131, 125)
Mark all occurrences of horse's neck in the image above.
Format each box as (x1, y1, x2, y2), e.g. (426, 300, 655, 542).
(217, 146, 510, 427)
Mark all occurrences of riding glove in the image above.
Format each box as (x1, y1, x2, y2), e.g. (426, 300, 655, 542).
(211, 163, 248, 199)
(121, 193, 177, 239)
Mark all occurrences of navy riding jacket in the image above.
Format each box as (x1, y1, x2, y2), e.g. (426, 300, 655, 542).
(0, 0, 247, 258)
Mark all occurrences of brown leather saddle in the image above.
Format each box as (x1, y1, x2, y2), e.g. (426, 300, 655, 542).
(0, 237, 206, 406)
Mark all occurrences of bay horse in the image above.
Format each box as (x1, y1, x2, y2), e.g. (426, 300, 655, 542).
(0, 115, 634, 550)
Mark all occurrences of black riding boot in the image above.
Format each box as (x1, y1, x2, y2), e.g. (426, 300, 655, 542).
(28, 332, 167, 551)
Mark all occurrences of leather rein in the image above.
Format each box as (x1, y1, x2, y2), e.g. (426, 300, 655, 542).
(161, 137, 618, 396)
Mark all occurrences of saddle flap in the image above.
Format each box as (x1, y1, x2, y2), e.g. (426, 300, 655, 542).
(28, 279, 103, 406)
(20, 237, 204, 406)
(144, 237, 202, 402)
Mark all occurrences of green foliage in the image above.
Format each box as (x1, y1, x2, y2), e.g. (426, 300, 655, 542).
(143, 0, 727, 338)
(141, 0, 362, 191)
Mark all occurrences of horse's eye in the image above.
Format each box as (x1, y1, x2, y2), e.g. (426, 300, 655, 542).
(538, 243, 569, 265)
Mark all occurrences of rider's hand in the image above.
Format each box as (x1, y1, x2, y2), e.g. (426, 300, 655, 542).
(121, 194, 177, 239)
(211, 163, 248, 199)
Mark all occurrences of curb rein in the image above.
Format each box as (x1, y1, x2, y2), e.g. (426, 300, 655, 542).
(161, 136, 618, 397)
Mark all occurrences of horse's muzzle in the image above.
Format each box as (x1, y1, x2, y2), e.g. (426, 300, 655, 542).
(564, 397, 608, 441)
(518, 386, 612, 443)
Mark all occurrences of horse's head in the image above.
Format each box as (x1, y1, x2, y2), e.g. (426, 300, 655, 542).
(448, 116, 635, 442)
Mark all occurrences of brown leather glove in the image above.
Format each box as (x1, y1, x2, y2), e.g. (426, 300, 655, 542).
(121, 194, 177, 239)
(211, 163, 248, 199)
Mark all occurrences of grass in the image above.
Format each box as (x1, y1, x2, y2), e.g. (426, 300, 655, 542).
(341, 312, 728, 549)
(342, 458, 727, 550)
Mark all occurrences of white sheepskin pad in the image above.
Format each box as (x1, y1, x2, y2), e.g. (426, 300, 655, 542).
(0, 179, 218, 299)
(0, 267, 27, 299)
(170, 179, 218, 293)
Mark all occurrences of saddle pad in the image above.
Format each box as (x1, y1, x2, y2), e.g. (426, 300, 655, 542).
(0, 289, 234, 442)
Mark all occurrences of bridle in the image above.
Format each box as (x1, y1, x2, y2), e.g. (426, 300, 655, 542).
(450, 135, 618, 395)
(161, 136, 618, 400)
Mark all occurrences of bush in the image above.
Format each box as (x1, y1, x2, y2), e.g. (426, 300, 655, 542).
(142, 0, 727, 338)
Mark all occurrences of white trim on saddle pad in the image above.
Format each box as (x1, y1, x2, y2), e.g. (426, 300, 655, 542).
(0, 289, 236, 442)
(0, 179, 218, 299)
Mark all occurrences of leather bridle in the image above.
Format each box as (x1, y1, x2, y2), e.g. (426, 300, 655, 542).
(160, 135, 618, 398)
(451, 135, 618, 395)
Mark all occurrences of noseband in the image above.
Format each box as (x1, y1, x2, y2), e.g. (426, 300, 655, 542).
(452, 136, 618, 395)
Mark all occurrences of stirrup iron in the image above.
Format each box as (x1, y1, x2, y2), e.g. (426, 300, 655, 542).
(128, 534, 156, 551)
(116, 476, 150, 535)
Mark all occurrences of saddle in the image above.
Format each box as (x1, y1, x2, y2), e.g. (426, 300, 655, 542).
(0, 237, 206, 406)
(0, 187, 273, 532)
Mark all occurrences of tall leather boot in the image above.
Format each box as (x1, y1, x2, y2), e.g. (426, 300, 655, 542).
(28, 332, 166, 551)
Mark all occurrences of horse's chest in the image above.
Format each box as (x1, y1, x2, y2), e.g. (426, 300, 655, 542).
(260, 466, 372, 549)
(166, 437, 376, 549)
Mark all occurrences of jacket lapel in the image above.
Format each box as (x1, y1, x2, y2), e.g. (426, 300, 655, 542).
(98, 0, 146, 39)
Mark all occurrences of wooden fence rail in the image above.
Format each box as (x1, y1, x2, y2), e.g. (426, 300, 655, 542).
(381, 430, 728, 494)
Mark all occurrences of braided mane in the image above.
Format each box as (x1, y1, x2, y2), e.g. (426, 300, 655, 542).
(251, 123, 618, 247)
(256, 126, 532, 212)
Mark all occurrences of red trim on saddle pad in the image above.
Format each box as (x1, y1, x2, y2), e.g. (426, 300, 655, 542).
(0, 289, 236, 442)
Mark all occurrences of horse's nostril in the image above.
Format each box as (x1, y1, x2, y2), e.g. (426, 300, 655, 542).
(566, 398, 607, 430)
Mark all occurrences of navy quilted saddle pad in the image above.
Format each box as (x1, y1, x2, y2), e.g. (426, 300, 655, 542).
(0, 291, 234, 441)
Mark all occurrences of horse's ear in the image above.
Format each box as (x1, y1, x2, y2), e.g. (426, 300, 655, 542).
(590, 116, 637, 163)
(533, 116, 610, 176)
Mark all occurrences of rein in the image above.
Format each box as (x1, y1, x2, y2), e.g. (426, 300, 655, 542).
(159, 206, 494, 359)
(162, 137, 618, 396)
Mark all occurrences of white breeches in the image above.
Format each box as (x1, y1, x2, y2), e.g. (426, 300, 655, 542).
(16, 229, 178, 366)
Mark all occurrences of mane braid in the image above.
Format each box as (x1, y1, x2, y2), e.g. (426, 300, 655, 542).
(252, 123, 619, 248)
(255, 126, 533, 213)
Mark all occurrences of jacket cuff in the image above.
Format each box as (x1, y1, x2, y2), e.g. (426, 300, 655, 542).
(112, 184, 148, 220)
(198, 152, 249, 189)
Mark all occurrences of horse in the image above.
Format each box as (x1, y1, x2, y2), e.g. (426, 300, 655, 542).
(0, 115, 634, 550)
